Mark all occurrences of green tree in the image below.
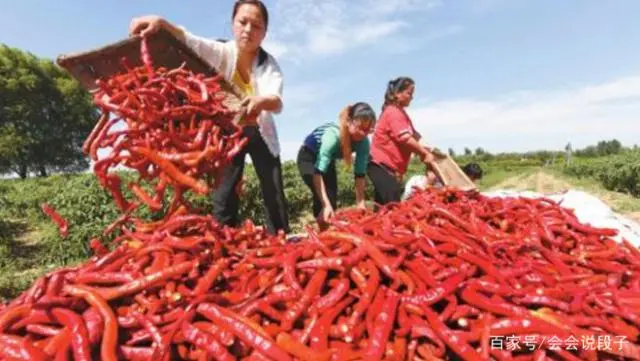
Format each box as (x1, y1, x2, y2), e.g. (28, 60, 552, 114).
(448, 148, 455, 157)
(0, 44, 96, 178)
(608, 139, 622, 155)
(464, 147, 472, 156)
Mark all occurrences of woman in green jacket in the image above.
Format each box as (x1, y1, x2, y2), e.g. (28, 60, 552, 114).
(297, 103, 376, 229)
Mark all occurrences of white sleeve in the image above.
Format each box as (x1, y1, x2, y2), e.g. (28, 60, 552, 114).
(402, 175, 426, 200)
(180, 27, 230, 75)
(260, 55, 284, 114)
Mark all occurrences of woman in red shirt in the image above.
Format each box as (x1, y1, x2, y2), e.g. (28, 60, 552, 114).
(368, 77, 439, 205)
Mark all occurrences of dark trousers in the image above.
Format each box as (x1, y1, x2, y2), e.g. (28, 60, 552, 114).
(367, 162, 403, 206)
(212, 126, 290, 234)
(296, 146, 337, 218)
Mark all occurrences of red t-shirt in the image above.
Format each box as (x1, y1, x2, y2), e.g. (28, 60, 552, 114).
(370, 105, 420, 175)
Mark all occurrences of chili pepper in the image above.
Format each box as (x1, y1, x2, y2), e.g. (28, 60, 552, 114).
(513, 294, 570, 312)
(488, 317, 572, 339)
(193, 321, 235, 346)
(83, 112, 110, 154)
(193, 258, 229, 295)
(89, 116, 122, 161)
(50, 308, 92, 361)
(363, 287, 387, 339)
(181, 322, 235, 361)
(308, 296, 354, 350)
(346, 260, 379, 335)
(81, 308, 103, 346)
(275, 332, 331, 361)
(560, 210, 618, 237)
(41, 329, 70, 357)
(404, 258, 438, 287)
(72, 272, 136, 285)
(423, 307, 481, 361)
(118, 346, 154, 361)
(0, 334, 50, 361)
(104, 174, 133, 211)
(309, 278, 350, 315)
(129, 146, 209, 195)
(283, 249, 303, 291)
(296, 257, 346, 270)
(25, 323, 63, 338)
(85, 246, 125, 272)
(461, 287, 529, 317)
(281, 269, 327, 331)
(295, 314, 319, 345)
(401, 272, 465, 306)
(0, 304, 31, 332)
(325, 230, 396, 279)
(363, 288, 399, 361)
(146, 251, 172, 276)
(97, 260, 195, 300)
(197, 302, 293, 361)
(129, 183, 163, 211)
(40, 204, 69, 238)
(63, 284, 118, 361)
(457, 250, 506, 284)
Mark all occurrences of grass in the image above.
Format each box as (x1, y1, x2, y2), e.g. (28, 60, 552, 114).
(478, 167, 539, 190)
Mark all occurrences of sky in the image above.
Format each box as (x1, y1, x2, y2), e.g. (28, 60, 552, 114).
(2, 0, 640, 161)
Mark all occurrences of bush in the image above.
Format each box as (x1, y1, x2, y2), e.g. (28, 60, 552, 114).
(564, 150, 640, 196)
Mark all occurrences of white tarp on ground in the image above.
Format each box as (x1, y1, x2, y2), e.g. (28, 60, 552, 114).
(483, 189, 640, 248)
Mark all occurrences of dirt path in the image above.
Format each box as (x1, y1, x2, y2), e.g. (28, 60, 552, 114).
(490, 171, 571, 193)
(489, 170, 640, 223)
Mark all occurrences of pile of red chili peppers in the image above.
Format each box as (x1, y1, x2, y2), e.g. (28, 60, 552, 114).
(3, 38, 640, 360)
(4, 189, 640, 360)
(86, 37, 247, 214)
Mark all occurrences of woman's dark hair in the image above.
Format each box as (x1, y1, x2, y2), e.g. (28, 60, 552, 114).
(382, 77, 414, 111)
(348, 102, 376, 124)
(462, 162, 484, 181)
(233, 0, 269, 29)
(339, 102, 376, 170)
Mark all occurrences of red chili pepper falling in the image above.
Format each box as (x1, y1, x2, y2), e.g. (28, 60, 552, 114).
(41, 204, 69, 238)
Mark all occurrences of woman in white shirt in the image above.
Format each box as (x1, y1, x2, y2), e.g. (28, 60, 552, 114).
(129, 0, 290, 234)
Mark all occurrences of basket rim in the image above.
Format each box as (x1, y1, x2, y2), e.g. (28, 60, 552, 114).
(55, 29, 245, 102)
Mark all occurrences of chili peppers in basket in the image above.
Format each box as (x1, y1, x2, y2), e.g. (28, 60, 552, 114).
(86, 36, 247, 215)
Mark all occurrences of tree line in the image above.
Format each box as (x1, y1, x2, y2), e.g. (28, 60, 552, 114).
(448, 139, 631, 162)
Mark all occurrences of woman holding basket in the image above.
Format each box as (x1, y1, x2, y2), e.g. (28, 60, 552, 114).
(129, 0, 290, 234)
(368, 76, 443, 206)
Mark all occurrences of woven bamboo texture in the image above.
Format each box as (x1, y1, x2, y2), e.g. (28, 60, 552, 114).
(56, 28, 244, 112)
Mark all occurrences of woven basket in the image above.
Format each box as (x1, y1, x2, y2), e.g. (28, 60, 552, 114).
(56, 28, 244, 112)
(431, 155, 478, 191)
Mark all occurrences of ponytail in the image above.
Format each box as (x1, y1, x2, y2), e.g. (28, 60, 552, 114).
(339, 105, 353, 169)
(382, 77, 415, 111)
